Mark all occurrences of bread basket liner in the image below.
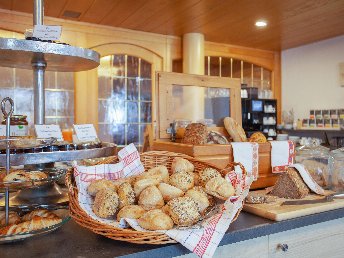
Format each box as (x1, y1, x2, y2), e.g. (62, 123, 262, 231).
(66, 150, 253, 257)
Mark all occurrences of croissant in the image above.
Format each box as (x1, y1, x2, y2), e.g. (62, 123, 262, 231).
(0, 211, 21, 227)
(22, 209, 59, 222)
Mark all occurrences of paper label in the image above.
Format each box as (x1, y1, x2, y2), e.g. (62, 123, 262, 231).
(35, 125, 63, 141)
(33, 25, 62, 41)
(0, 125, 28, 136)
(73, 124, 98, 142)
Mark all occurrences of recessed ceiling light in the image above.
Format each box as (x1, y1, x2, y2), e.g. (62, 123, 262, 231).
(255, 20, 267, 27)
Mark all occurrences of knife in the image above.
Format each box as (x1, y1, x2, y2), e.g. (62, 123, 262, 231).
(281, 193, 344, 206)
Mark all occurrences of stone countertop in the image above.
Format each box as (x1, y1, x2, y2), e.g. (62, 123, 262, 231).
(1, 209, 344, 258)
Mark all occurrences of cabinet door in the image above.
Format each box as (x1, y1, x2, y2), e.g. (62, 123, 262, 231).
(269, 218, 344, 258)
(175, 236, 268, 258)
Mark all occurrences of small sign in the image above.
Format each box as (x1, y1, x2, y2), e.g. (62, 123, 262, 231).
(35, 124, 63, 141)
(0, 125, 6, 136)
(33, 25, 62, 41)
(73, 124, 98, 142)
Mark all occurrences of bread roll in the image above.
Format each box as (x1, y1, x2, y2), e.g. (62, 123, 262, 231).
(199, 168, 222, 186)
(224, 117, 247, 142)
(117, 205, 145, 221)
(166, 196, 200, 227)
(138, 209, 174, 230)
(0, 211, 21, 227)
(117, 182, 136, 208)
(87, 179, 117, 196)
(249, 132, 267, 143)
(145, 166, 169, 183)
(134, 178, 160, 197)
(92, 189, 119, 218)
(22, 209, 59, 222)
(171, 157, 194, 174)
(138, 185, 164, 210)
(169, 172, 194, 192)
(205, 177, 235, 200)
(185, 188, 210, 214)
(158, 183, 184, 202)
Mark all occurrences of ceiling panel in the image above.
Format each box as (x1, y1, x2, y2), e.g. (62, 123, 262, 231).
(0, 0, 343, 50)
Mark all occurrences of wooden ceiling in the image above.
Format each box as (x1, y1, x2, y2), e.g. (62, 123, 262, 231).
(1, 0, 344, 51)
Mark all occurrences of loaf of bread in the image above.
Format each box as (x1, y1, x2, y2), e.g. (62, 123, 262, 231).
(138, 209, 174, 230)
(166, 197, 201, 227)
(0, 211, 21, 227)
(92, 189, 119, 218)
(158, 183, 184, 202)
(171, 157, 194, 174)
(22, 209, 59, 222)
(169, 172, 194, 192)
(224, 117, 247, 142)
(181, 123, 208, 145)
(205, 177, 235, 200)
(87, 179, 117, 196)
(270, 167, 310, 199)
(138, 185, 164, 210)
(117, 182, 136, 208)
(117, 205, 145, 221)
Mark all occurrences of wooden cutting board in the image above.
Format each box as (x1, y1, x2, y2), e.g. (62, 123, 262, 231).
(243, 190, 344, 221)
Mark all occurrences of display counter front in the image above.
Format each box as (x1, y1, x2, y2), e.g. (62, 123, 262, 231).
(1, 208, 344, 258)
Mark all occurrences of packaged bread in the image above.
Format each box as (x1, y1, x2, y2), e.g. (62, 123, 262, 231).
(171, 157, 194, 174)
(169, 172, 194, 192)
(92, 189, 119, 218)
(117, 182, 136, 208)
(158, 183, 184, 202)
(138, 185, 164, 210)
(138, 209, 174, 230)
(117, 205, 145, 221)
(224, 117, 247, 142)
(205, 177, 235, 200)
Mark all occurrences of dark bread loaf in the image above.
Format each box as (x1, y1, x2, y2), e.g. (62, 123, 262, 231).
(270, 167, 310, 199)
(181, 123, 208, 145)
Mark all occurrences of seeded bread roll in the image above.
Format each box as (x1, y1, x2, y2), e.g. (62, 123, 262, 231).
(87, 179, 117, 196)
(138, 185, 164, 210)
(92, 189, 119, 218)
(138, 209, 174, 230)
(205, 177, 235, 200)
(134, 178, 160, 197)
(171, 157, 194, 174)
(117, 205, 145, 221)
(199, 168, 222, 186)
(185, 188, 210, 214)
(166, 196, 201, 227)
(118, 182, 136, 208)
(169, 172, 194, 192)
(136, 166, 169, 183)
(158, 183, 184, 202)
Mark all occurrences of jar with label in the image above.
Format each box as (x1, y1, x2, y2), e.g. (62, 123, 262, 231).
(295, 139, 331, 189)
(1, 115, 29, 136)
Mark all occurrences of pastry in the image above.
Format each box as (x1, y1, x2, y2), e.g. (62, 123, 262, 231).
(3, 170, 30, 183)
(87, 179, 117, 196)
(0, 211, 21, 227)
(117, 182, 136, 208)
(270, 167, 310, 199)
(185, 188, 210, 214)
(138, 185, 164, 210)
(158, 183, 184, 202)
(92, 189, 119, 218)
(22, 209, 59, 222)
(171, 157, 194, 174)
(133, 178, 160, 197)
(27, 171, 48, 181)
(204, 177, 235, 200)
(138, 209, 174, 230)
(169, 172, 194, 192)
(181, 123, 208, 145)
(224, 117, 247, 142)
(199, 168, 222, 186)
(249, 132, 267, 143)
(206, 131, 229, 144)
(117, 205, 145, 221)
(136, 166, 169, 183)
(166, 196, 201, 227)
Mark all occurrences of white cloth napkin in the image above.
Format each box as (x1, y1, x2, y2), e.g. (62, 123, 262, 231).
(231, 142, 259, 180)
(291, 163, 325, 195)
(270, 140, 295, 173)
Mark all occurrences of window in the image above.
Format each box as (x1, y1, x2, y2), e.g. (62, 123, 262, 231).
(98, 54, 152, 150)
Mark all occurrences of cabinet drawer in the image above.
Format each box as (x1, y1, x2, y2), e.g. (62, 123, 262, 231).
(269, 217, 344, 258)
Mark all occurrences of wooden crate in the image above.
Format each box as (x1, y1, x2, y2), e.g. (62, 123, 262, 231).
(151, 140, 278, 189)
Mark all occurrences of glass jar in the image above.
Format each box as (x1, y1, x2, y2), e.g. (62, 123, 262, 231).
(174, 119, 191, 139)
(1, 115, 29, 136)
(329, 148, 344, 191)
(295, 140, 331, 189)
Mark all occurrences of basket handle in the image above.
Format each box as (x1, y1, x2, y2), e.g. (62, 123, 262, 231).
(220, 161, 247, 177)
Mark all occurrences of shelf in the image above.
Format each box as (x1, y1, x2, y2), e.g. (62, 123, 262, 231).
(0, 38, 99, 72)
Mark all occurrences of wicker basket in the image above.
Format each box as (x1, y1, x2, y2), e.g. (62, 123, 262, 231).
(66, 151, 246, 245)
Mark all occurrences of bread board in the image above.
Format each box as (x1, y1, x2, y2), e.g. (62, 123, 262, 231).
(243, 190, 344, 221)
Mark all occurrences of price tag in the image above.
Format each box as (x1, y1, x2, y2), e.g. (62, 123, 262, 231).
(35, 125, 63, 141)
(33, 25, 62, 41)
(73, 124, 98, 142)
(0, 125, 6, 136)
